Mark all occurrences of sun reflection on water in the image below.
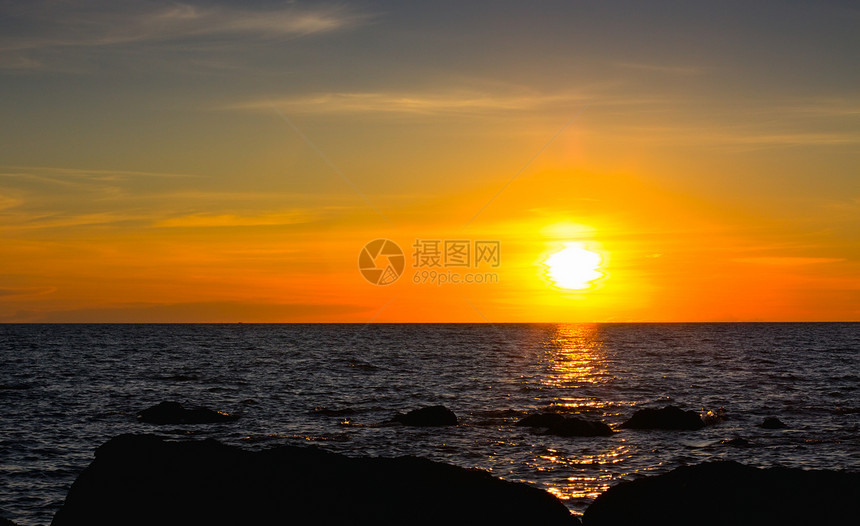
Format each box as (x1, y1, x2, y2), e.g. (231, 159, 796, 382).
(543, 324, 613, 389)
(527, 324, 633, 508)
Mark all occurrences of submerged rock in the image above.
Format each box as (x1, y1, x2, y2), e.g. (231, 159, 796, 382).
(518, 413, 613, 437)
(720, 436, 752, 447)
(516, 413, 566, 428)
(392, 405, 458, 426)
(137, 401, 239, 425)
(618, 405, 704, 431)
(546, 417, 614, 437)
(51, 434, 577, 526)
(582, 460, 860, 525)
(760, 416, 788, 429)
(700, 407, 728, 425)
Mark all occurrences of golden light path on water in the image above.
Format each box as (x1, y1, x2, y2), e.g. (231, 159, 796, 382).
(527, 324, 635, 505)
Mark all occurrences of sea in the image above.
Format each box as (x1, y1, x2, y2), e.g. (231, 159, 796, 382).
(1, 323, 858, 525)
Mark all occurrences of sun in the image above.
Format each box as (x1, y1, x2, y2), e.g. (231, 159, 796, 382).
(544, 243, 604, 290)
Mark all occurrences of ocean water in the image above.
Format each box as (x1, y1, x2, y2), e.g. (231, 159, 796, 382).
(1, 323, 858, 525)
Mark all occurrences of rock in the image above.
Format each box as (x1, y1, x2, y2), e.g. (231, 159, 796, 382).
(761, 416, 787, 429)
(392, 405, 458, 426)
(311, 406, 354, 416)
(516, 413, 566, 428)
(582, 460, 860, 526)
(136, 401, 239, 425)
(700, 407, 728, 425)
(51, 434, 578, 526)
(546, 417, 614, 437)
(720, 436, 752, 447)
(517, 413, 613, 437)
(618, 405, 704, 431)
(1, 516, 19, 526)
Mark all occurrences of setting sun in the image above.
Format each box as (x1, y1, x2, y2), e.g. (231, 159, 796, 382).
(544, 243, 604, 290)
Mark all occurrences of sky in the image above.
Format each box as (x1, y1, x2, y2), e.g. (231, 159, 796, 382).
(0, 0, 858, 322)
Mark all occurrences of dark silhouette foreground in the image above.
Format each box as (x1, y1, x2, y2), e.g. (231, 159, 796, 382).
(517, 413, 613, 437)
(619, 405, 705, 430)
(51, 434, 577, 526)
(391, 405, 459, 426)
(583, 460, 860, 526)
(137, 401, 239, 424)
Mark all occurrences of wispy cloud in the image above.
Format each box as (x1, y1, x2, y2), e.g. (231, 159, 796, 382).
(616, 61, 707, 76)
(0, 164, 361, 232)
(733, 257, 847, 266)
(777, 97, 860, 118)
(608, 125, 860, 150)
(0, 165, 201, 183)
(0, 286, 56, 298)
(231, 90, 588, 116)
(0, 1, 372, 69)
(0, 55, 42, 70)
(2, 301, 365, 323)
(156, 211, 319, 228)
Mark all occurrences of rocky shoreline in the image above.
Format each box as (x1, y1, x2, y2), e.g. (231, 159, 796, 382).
(32, 433, 858, 526)
(4, 402, 857, 525)
(49, 433, 575, 526)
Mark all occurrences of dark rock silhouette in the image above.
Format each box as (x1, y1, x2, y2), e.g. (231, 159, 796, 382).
(720, 436, 752, 447)
(546, 417, 614, 437)
(700, 407, 728, 425)
(51, 434, 578, 526)
(311, 406, 354, 417)
(618, 405, 704, 430)
(518, 413, 612, 437)
(392, 405, 458, 426)
(1, 515, 19, 526)
(516, 413, 566, 428)
(137, 401, 239, 425)
(582, 460, 860, 525)
(761, 416, 787, 429)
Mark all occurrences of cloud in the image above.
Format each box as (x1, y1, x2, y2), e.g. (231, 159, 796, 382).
(616, 61, 707, 76)
(0, 287, 56, 298)
(779, 98, 860, 118)
(0, 55, 42, 70)
(232, 90, 587, 116)
(733, 257, 847, 266)
(608, 125, 860, 150)
(0, 1, 372, 69)
(156, 211, 319, 228)
(2, 301, 366, 323)
(0, 165, 201, 183)
(0, 194, 21, 210)
(0, 212, 149, 230)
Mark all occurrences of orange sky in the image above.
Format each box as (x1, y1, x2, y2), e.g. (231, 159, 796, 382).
(1, 1, 858, 322)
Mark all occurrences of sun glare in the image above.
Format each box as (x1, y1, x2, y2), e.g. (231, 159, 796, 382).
(544, 243, 604, 290)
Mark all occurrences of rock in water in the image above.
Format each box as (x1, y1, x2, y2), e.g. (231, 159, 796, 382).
(136, 401, 239, 425)
(518, 414, 613, 437)
(582, 460, 860, 526)
(392, 405, 458, 426)
(618, 405, 704, 430)
(51, 434, 578, 526)
(720, 436, 752, 447)
(760, 416, 788, 429)
(546, 417, 614, 437)
(700, 407, 728, 426)
(516, 413, 566, 428)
